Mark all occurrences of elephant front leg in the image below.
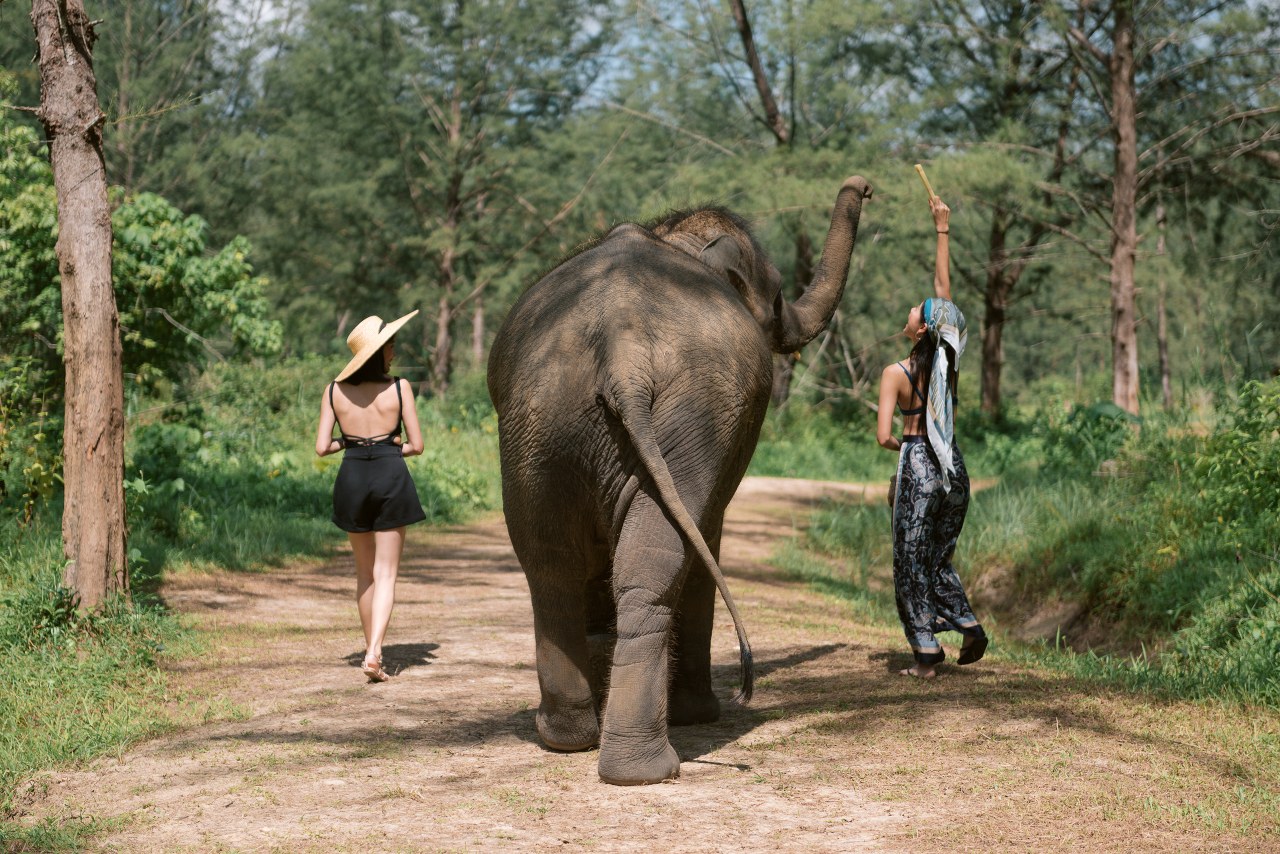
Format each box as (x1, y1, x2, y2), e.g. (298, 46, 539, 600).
(668, 553, 720, 726)
(598, 496, 682, 785)
(526, 569, 599, 752)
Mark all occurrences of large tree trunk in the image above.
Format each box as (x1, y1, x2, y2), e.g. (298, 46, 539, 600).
(1156, 200, 1172, 411)
(980, 210, 1012, 416)
(1108, 0, 1141, 416)
(432, 291, 454, 398)
(32, 0, 128, 608)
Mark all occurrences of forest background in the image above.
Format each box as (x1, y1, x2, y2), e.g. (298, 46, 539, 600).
(0, 0, 1278, 835)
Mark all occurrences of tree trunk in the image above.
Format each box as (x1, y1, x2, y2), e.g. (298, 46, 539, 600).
(980, 210, 1012, 417)
(471, 299, 485, 369)
(432, 291, 454, 399)
(31, 0, 128, 608)
(728, 0, 789, 145)
(1108, 0, 1141, 416)
(1156, 201, 1172, 411)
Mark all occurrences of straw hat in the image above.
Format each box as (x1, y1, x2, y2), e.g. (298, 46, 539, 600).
(335, 310, 419, 382)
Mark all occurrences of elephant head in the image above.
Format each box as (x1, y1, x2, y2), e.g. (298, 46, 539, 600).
(652, 175, 873, 353)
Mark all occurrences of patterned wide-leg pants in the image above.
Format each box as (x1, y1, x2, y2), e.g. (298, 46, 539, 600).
(891, 439, 983, 665)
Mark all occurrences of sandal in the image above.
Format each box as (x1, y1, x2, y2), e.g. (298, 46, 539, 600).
(361, 657, 389, 682)
(958, 633, 988, 665)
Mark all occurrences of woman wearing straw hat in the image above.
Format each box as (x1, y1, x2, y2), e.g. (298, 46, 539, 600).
(876, 195, 987, 678)
(315, 311, 426, 682)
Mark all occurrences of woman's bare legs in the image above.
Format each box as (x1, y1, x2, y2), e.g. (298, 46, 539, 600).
(349, 527, 406, 675)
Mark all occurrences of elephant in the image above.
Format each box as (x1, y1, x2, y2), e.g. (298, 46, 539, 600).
(487, 175, 873, 785)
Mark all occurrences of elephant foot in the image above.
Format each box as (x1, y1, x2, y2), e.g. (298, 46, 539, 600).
(536, 702, 600, 752)
(668, 688, 720, 726)
(597, 740, 680, 786)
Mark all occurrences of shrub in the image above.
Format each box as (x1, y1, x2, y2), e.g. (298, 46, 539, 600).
(1038, 401, 1141, 478)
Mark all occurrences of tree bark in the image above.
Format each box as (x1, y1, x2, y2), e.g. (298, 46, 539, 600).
(1108, 0, 1141, 416)
(1156, 200, 1172, 411)
(432, 290, 454, 399)
(980, 211, 1012, 416)
(471, 299, 485, 369)
(31, 0, 128, 608)
(728, 0, 789, 145)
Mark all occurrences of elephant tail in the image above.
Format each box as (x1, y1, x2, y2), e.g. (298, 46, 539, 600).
(599, 391, 753, 705)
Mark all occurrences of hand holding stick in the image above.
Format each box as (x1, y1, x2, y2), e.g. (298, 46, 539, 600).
(914, 163, 937, 201)
(915, 164, 949, 233)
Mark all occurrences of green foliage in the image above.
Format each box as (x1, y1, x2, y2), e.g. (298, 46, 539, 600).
(750, 405, 894, 483)
(0, 359, 61, 524)
(0, 114, 282, 391)
(114, 192, 282, 386)
(0, 101, 281, 519)
(1038, 401, 1142, 478)
(1188, 380, 1280, 541)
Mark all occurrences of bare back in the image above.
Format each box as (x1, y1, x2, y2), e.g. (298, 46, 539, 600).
(892, 361, 927, 436)
(332, 379, 404, 442)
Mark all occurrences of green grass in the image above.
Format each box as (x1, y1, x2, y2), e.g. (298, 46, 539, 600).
(0, 527, 215, 842)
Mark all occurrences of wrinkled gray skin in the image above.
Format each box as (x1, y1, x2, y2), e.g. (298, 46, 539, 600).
(487, 176, 873, 785)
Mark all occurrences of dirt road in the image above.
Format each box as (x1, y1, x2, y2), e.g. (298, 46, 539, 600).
(15, 477, 1276, 851)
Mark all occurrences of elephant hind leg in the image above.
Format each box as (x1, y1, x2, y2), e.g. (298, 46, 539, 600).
(524, 551, 600, 752)
(668, 546, 720, 726)
(598, 492, 683, 785)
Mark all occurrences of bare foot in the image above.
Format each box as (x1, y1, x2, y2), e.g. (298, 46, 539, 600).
(899, 666, 936, 679)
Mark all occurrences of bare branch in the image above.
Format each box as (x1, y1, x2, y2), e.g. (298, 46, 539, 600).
(144, 307, 227, 362)
(1068, 26, 1109, 65)
(595, 99, 736, 157)
(726, 0, 788, 145)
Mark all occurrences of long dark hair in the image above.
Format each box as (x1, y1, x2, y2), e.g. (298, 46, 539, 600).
(345, 340, 393, 385)
(908, 334, 959, 404)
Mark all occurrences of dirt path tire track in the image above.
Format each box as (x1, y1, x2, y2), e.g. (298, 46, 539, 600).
(14, 477, 1277, 852)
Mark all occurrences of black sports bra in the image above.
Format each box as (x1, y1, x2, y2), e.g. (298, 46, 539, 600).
(896, 364, 927, 417)
(330, 378, 403, 447)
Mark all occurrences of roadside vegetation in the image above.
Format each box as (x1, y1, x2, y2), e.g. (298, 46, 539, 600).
(761, 377, 1280, 708)
(0, 358, 497, 824)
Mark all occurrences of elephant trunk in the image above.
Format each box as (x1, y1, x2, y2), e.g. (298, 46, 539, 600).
(774, 176, 873, 353)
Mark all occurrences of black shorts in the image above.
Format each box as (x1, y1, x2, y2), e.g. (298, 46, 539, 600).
(331, 443, 427, 533)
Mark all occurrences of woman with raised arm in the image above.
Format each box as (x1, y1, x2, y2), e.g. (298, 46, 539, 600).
(315, 311, 426, 682)
(875, 196, 987, 678)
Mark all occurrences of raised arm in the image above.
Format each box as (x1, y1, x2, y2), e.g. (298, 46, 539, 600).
(931, 196, 951, 301)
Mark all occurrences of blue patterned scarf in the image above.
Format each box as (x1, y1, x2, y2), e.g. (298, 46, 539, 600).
(923, 298, 967, 492)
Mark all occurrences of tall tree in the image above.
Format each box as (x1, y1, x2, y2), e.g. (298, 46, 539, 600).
(1063, 0, 1280, 413)
(30, 0, 127, 607)
(233, 0, 612, 393)
(93, 0, 221, 197)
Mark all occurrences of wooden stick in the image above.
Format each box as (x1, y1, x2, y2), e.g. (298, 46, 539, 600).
(914, 164, 937, 201)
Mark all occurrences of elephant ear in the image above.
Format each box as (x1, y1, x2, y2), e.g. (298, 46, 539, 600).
(699, 235, 771, 328)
